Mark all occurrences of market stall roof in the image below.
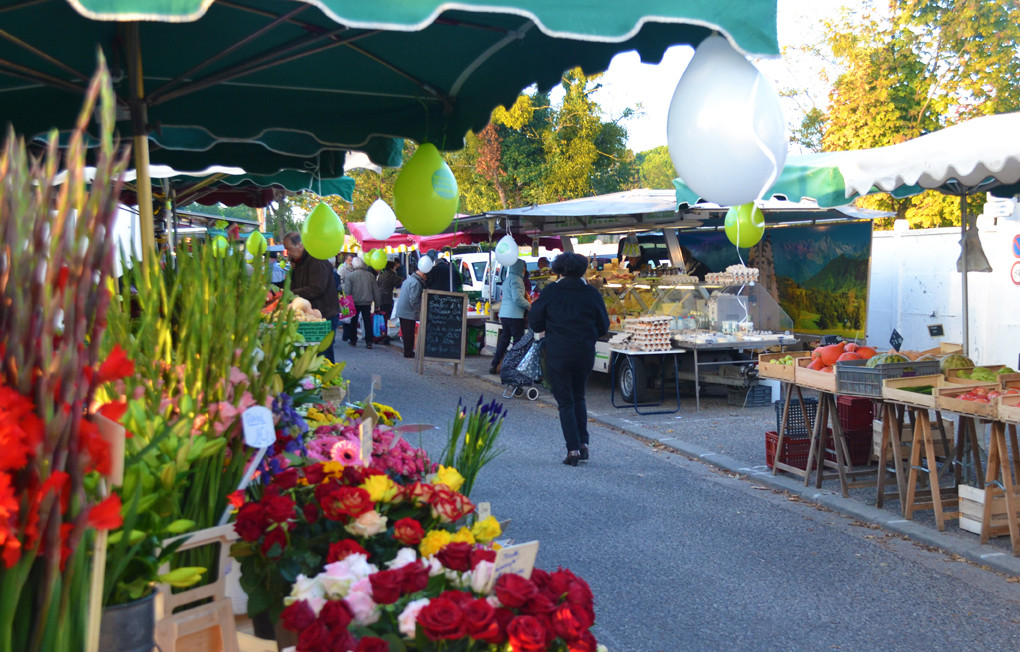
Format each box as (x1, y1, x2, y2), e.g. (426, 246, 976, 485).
(346, 219, 474, 252)
(674, 111, 1020, 208)
(119, 168, 355, 208)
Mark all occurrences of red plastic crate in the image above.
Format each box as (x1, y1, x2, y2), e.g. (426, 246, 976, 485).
(836, 395, 874, 432)
(824, 427, 873, 467)
(765, 430, 813, 470)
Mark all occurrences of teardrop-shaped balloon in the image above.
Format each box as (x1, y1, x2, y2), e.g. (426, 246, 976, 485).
(667, 35, 787, 206)
(211, 235, 229, 258)
(246, 230, 267, 256)
(367, 248, 387, 270)
(724, 203, 766, 248)
(365, 199, 397, 240)
(302, 202, 345, 260)
(393, 143, 459, 236)
(494, 234, 519, 267)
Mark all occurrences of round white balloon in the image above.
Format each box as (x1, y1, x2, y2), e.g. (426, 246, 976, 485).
(365, 199, 397, 240)
(417, 256, 434, 274)
(494, 234, 519, 267)
(666, 35, 788, 206)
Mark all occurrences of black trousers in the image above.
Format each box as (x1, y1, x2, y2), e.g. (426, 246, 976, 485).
(399, 318, 417, 357)
(491, 317, 525, 368)
(544, 351, 595, 452)
(351, 304, 374, 345)
(322, 315, 340, 364)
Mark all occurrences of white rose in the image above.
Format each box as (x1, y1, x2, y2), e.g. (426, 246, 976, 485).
(386, 547, 419, 570)
(345, 510, 388, 537)
(470, 561, 495, 594)
(398, 598, 431, 638)
(345, 578, 380, 626)
(290, 574, 324, 602)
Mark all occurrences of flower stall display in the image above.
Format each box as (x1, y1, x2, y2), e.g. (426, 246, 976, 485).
(0, 61, 133, 651)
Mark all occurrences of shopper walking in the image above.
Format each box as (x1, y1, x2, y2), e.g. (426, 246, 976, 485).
(489, 259, 530, 374)
(528, 253, 609, 466)
(342, 256, 381, 349)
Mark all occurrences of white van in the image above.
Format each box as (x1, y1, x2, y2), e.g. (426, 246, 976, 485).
(453, 253, 493, 301)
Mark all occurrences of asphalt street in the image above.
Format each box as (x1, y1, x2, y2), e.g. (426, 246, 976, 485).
(333, 339, 1020, 651)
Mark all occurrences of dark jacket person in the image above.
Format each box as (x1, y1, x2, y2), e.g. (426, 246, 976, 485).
(528, 253, 609, 466)
(283, 231, 340, 361)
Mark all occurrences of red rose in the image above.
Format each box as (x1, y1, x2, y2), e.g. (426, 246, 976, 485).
(327, 539, 368, 563)
(530, 568, 550, 592)
(406, 482, 435, 506)
(494, 574, 538, 608)
(567, 630, 598, 652)
(322, 486, 374, 520)
(304, 463, 326, 485)
(400, 560, 430, 594)
(342, 465, 368, 485)
(356, 637, 389, 652)
(274, 468, 300, 490)
(471, 548, 497, 569)
(565, 580, 595, 622)
(318, 599, 353, 630)
(280, 600, 316, 632)
(296, 621, 330, 652)
(507, 615, 548, 652)
(522, 593, 556, 618)
(234, 503, 267, 542)
(429, 486, 475, 523)
(329, 629, 356, 652)
(303, 501, 320, 525)
(260, 527, 288, 559)
(263, 493, 297, 524)
(416, 597, 466, 641)
(464, 597, 504, 644)
(551, 603, 593, 642)
(436, 541, 473, 572)
(545, 569, 572, 598)
(439, 589, 474, 608)
(392, 517, 425, 546)
(369, 568, 406, 605)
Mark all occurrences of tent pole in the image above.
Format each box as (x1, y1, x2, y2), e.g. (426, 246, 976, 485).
(126, 23, 155, 265)
(960, 195, 969, 356)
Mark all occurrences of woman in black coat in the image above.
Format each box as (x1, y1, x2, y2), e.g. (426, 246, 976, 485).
(528, 253, 610, 466)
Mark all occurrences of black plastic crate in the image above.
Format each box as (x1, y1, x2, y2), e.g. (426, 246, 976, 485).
(727, 385, 772, 407)
(774, 397, 818, 437)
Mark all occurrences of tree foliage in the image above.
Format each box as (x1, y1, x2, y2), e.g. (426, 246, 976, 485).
(635, 146, 677, 189)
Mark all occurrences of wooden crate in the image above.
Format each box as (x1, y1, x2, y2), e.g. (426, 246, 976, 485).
(959, 484, 1020, 537)
(999, 373, 1020, 389)
(881, 375, 944, 409)
(935, 384, 998, 419)
(758, 351, 810, 382)
(794, 357, 836, 393)
(871, 419, 954, 461)
(999, 394, 1020, 424)
(944, 365, 1011, 385)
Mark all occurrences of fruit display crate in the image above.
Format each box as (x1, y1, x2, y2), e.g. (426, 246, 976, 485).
(834, 359, 941, 398)
(934, 384, 998, 419)
(945, 365, 1012, 385)
(296, 320, 333, 342)
(758, 352, 811, 382)
(836, 395, 874, 432)
(794, 357, 836, 392)
(774, 397, 818, 437)
(1000, 394, 1020, 423)
(881, 375, 945, 409)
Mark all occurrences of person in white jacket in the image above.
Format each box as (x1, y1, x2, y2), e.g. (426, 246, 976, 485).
(489, 259, 530, 374)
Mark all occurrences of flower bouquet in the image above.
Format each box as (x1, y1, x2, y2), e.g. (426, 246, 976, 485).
(278, 543, 604, 652)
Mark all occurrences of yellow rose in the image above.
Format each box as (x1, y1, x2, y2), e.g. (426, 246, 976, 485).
(361, 474, 398, 503)
(321, 460, 345, 479)
(451, 526, 475, 544)
(419, 530, 453, 558)
(431, 465, 465, 493)
(470, 516, 502, 543)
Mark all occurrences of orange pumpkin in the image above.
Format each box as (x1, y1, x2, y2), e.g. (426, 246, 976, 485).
(819, 342, 845, 367)
(836, 352, 862, 362)
(807, 357, 826, 371)
(845, 343, 858, 353)
(855, 346, 878, 360)
(822, 365, 834, 373)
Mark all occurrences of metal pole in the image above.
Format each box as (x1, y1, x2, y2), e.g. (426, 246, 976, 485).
(126, 23, 155, 265)
(960, 195, 969, 356)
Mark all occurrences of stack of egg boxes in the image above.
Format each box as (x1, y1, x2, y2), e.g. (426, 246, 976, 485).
(622, 316, 673, 351)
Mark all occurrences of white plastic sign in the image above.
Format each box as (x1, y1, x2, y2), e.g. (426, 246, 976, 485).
(242, 406, 276, 448)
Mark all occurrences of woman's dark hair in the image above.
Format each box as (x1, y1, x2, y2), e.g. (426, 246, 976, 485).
(551, 253, 588, 278)
(384, 260, 396, 271)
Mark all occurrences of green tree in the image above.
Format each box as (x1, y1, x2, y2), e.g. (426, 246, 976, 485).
(635, 146, 677, 189)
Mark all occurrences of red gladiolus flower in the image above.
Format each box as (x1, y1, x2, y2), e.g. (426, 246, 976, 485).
(87, 495, 123, 530)
(96, 400, 128, 423)
(79, 419, 112, 476)
(0, 385, 45, 472)
(392, 517, 425, 546)
(96, 345, 135, 384)
(327, 539, 367, 563)
(227, 490, 246, 510)
(58, 523, 74, 571)
(1, 472, 22, 568)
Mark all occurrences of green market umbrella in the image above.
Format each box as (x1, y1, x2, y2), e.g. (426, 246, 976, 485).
(0, 0, 779, 256)
(120, 168, 355, 207)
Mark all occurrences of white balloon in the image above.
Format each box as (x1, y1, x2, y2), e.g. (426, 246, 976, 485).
(494, 234, 519, 267)
(417, 255, 434, 274)
(667, 35, 788, 206)
(365, 199, 397, 240)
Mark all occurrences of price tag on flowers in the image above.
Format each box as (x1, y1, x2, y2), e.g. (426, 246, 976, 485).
(242, 406, 276, 448)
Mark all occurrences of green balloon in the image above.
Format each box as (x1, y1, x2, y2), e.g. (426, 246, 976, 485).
(211, 235, 229, 258)
(367, 248, 387, 270)
(302, 202, 345, 260)
(246, 230, 267, 256)
(392, 143, 459, 236)
(724, 203, 765, 248)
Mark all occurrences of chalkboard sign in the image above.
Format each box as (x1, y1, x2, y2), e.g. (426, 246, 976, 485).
(418, 290, 467, 373)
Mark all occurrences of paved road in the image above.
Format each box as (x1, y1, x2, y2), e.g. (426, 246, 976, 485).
(335, 341, 1020, 651)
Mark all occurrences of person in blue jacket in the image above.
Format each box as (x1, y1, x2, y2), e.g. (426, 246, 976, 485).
(528, 253, 610, 466)
(489, 259, 531, 374)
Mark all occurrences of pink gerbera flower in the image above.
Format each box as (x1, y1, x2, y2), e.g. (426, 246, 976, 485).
(330, 439, 360, 464)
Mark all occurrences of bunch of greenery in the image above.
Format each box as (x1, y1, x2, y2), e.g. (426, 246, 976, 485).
(440, 397, 506, 498)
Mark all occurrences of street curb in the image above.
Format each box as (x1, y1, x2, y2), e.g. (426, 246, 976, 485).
(467, 367, 1020, 578)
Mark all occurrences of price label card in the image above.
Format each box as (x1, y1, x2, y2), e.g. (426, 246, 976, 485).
(927, 323, 944, 337)
(242, 406, 276, 448)
(484, 541, 539, 593)
(889, 329, 904, 352)
(477, 501, 492, 521)
(358, 419, 373, 466)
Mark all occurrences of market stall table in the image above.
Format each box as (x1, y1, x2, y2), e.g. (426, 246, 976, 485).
(609, 348, 685, 415)
(673, 335, 798, 410)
